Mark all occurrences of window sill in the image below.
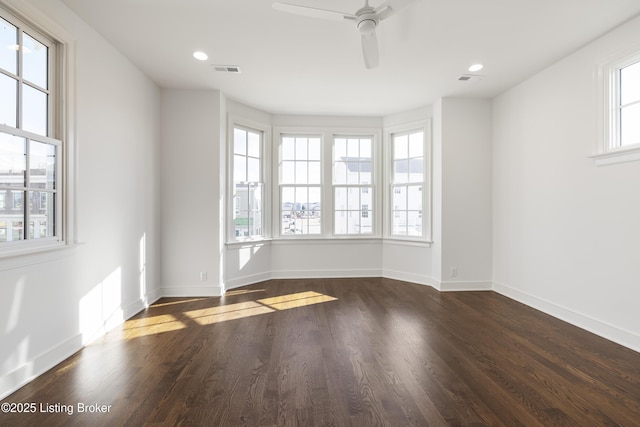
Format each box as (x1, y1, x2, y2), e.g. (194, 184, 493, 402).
(591, 145, 640, 166)
(0, 241, 79, 272)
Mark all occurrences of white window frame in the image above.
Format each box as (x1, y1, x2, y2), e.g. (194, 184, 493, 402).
(273, 127, 381, 240)
(226, 116, 271, 243)
(384, 121, 431, 242)
(593, 46, 640, 166)
(0, 1, 76, 260)
(332, 134, 376, 236)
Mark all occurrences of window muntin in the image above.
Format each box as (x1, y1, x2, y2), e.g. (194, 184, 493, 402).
(232, 126, 264, 239)
(619, 60, 640, 147)
(1, 8, 59, 247)
(390, 130, 425, 237)
(279, 135, 322, 235)
(333, 136, 373, 235)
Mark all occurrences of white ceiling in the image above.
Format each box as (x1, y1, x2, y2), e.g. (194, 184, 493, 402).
(61, 0, 640, 116)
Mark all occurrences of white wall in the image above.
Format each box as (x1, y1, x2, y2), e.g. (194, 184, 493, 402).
(160, 89, 225, 296)
(492, 15, 640, 351)
(0, 0, 161, 399)
(437, 98, 493, 290)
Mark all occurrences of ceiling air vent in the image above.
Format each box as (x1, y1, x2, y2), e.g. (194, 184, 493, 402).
(458, 74, 481, 82)
(213, 65, 241, 73)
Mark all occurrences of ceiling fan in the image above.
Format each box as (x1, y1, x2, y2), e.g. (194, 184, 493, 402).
(272, 0, 419, 69)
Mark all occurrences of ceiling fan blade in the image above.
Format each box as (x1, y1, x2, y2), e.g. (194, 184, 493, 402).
(272, 2, 355, 21)
(375, 0, 418, 21)
(361, 31, 379, 69)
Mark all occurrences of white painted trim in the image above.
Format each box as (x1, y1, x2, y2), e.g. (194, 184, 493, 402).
(382, 268, 437, 288)
(493, 281, 640, 354)
(440, 280, 493, 292)
(271, 268, 382, 279)
(160, 286, 223, 297)
(590, 145, 640, 166)
(224, 271, 272, 290)
(0, 333, 83, 400)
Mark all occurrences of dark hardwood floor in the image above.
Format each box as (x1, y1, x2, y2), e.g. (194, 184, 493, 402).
(2, 278, 640, 426)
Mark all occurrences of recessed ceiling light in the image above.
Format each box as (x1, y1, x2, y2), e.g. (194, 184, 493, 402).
(193, 51, 208, 61)
(468, 63, 484, 72)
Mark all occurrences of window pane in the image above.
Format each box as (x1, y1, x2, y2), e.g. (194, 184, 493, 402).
(334, 211, 347, 235)
(409, 132, 424, 157)
(247, 131, 260, 157)
(334, 138, 347, 159)
(11, 219, 23, 241)
(0, 17, 17, 74)
(407, 211, 422, 236)
(0, 132, 25, 187)
(308, 138, 321, 160)
(23, 32, 48, 89)
(347, 210, 360, 234)
(392, 211, 407, 236)
(295, 138, 307, 160)
(281, 160, 294, 184)
(234, 128, 246, 155)
(11, 190, 23, 210)
(621, 103, 640, 146)
(407, 185, 423, 211)
(360, 138, 371, 158)
(29, 191, 54, 239)
(308, 161, 321, 184)
(0, 220, 6, 242)
(30, 140, 56, 190)
(394, 134, 408, 159)
(234, 155, 246, 182)
(295, 161, 308, 184)
(247, 156, 260, 182)
(621, 60, 640, 106)
(394, 159, 409, 183)
(409, 158, 424, 182)
(347, 138, 359, 157)
(0, 73, 17, 128)
(347, 187, 360, 210)
(307, 187, 321, 234)
(333, 158, 347, 184)
(393, 186, 407, 211)
(22, 84, 47, 136)
(334, 187, 347, 210)
(282, 137, 295, 160)
(360, 161, 371, 184)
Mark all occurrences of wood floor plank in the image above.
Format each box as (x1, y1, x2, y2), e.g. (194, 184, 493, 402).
(2, 278, 640, 426)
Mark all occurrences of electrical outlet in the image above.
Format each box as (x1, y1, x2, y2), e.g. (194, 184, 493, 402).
(450, 267, 458, 277)
(199, 272, 207, 281)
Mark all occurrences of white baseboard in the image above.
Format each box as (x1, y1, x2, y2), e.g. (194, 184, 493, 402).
(440, 280, 493, 292)
(160, 285, 222, 297)
(493, 281, 640, 354)
(224, 272, 272, 291)
(0, 290, 163, 401)
(382, 269, 438, 288)
(270, 268, 382, 280)
(0, 334, 83, 400)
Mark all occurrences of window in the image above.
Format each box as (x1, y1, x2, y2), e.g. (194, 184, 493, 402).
(232, 126, 264, 240)
(333, 136, 373, 235)
(1, 7, 62, 247)
(619, 60, 640, 147)
(279, 135, 322, 235)
(595, 49, 640, 165)
(390, 129, 426, 238)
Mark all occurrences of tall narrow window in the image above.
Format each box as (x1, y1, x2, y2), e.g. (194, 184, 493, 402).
(333, 136, 373, 235)
(390, 130, 424, 237)
(1, 9, 60, 246)
(619, 60, 640, 148)
(232, 126, 263, 239)
(279, 135, 321, 235)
